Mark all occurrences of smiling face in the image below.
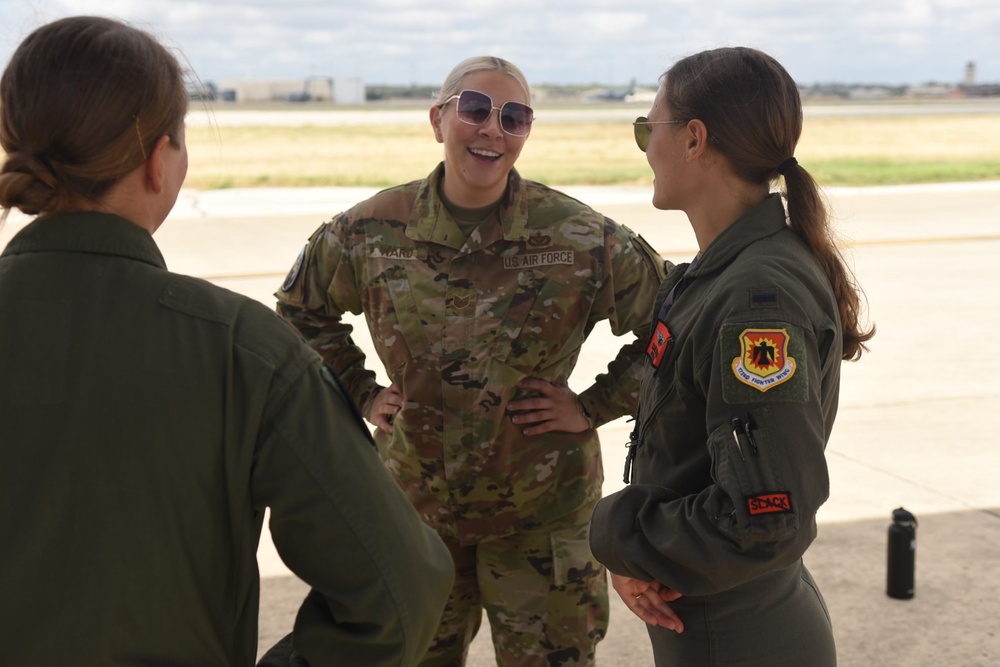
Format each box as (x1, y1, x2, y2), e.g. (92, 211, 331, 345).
(429, 70, 530, 208)
(644, 85, 692, 211)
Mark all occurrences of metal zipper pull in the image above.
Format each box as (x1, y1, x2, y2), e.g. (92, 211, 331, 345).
(623, 417, 639, 483)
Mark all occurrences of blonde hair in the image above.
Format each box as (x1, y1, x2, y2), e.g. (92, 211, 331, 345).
(0, 16, 188, 218)
(433, 56, 532, 106)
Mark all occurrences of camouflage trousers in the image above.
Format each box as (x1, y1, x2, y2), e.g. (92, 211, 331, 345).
(419, 500, 609, 667)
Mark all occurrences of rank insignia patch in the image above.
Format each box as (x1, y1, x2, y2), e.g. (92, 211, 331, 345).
(731, 328, 796, 392)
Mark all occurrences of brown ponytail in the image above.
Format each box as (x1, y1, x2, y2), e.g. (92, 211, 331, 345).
(781, 162, 874, 360)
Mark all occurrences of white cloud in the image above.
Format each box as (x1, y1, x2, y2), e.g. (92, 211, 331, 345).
(2, 0, 999, 86)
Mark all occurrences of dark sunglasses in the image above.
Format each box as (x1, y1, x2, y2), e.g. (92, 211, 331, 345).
(443, 89, 534, 137)
(633, 116, 686, 152)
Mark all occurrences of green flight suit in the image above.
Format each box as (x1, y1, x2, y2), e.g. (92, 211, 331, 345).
(0, 212, 453, 667)
(591, 195, 839, 666)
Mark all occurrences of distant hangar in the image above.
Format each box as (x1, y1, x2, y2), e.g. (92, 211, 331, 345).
(188, 76, 366, 104)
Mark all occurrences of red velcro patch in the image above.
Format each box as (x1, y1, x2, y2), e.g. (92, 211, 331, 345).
(646, 321, 672, 368)
(746, 492, 793, 516)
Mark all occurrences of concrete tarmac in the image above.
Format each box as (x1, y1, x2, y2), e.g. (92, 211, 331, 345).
(4, 181, 998, 665)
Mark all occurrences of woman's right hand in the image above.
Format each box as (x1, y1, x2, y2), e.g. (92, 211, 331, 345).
(610, 572, 684, 633)
(369, 383, 404, 432)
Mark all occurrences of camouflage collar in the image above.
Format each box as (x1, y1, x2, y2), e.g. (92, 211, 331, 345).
(407, 163, 531, 250)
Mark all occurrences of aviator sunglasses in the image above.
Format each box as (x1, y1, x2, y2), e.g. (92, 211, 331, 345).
(442, 89, 535, 137)
(633, 116, 686, 152)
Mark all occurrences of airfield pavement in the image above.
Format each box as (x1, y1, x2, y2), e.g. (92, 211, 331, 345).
(3, 179, 999, 666)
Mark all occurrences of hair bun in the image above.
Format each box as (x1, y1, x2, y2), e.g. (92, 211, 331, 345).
(0, 152, 59, 215)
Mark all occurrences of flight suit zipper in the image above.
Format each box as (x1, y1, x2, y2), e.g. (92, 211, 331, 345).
(623, 416, 638, 483)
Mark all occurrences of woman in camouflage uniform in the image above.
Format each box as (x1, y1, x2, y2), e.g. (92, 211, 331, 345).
(590, 47, 875, 666)
(276, 56, 667, 666)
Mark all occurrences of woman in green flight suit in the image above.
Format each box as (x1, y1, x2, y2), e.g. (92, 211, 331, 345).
(0, 16, 452, 666)
(590, 47, 875, 666)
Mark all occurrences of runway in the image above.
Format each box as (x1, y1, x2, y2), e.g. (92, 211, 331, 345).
(182, 98, 1000, 128)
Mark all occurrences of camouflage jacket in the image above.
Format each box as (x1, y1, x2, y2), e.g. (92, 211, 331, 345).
(277, 164, 667, 543)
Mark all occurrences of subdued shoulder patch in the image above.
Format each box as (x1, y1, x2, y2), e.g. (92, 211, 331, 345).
(721, 321, 809, 404)
(628, 231, 669, 280)
(280, 244, 307, 292)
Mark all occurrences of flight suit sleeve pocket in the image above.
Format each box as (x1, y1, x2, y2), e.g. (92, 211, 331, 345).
(707, 412, 800, 545)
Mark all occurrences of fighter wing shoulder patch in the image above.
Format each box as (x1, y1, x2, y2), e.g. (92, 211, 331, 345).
(720, 321, 809, 404)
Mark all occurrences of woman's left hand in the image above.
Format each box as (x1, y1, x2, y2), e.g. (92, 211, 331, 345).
(507, 378, 591, 435)
(610, 572, 685, 633)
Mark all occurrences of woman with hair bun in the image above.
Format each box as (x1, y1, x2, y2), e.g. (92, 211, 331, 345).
(590, 47, 875, 666)
(0, 16, 452, 666)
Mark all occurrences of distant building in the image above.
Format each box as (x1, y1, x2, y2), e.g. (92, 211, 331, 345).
(906, 84, 954, 99)
(847, 86, 896, 100)
(956, 60, 1000, 97)
(217, 76, 365, 104)
(331, 77, 365, 104)
(960, 83, 1000, 97)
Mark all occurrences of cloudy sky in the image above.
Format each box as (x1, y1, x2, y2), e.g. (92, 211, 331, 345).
(3, 0, 999, 88)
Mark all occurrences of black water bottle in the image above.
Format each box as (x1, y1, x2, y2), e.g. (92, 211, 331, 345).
(886, 507, 917, 599)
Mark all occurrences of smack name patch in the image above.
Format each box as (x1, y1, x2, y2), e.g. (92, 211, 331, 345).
(746, 491, 793, 516)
